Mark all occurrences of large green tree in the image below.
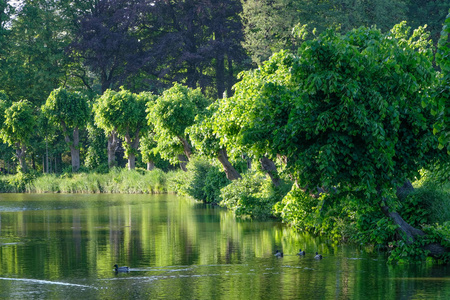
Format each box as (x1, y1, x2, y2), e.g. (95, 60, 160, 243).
(42, 88, 90, 172)
(188, 102, 242, 180)
(149, 83, 209, 171)
(94, 88, 152, 170)
(214, 24, 446, 253)
(0, 0, 73, 105)
(0, 100, 35, 172)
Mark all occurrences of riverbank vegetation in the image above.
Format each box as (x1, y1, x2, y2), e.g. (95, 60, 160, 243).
(1, 1, 450, 263)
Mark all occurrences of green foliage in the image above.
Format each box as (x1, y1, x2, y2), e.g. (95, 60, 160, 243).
(388, 223, 450, 264)
(94, 88, 152, 162)
(404, 182, 450, 225)
(0, 171, 37, 192)
(149, 83, 210, 163)
(188, 102, 222, 159)
(434, 9, 450, 153)
(217, 24, 441, 204)
(0, 1, 73, 105)
(273, 187, 320, 231)
(22, 168, 175, 194)
(220, 171, 290, 219)
(181, 157, 230, 204)
(241, 0, 407, 65)
(84, 122, 108, 171)
(151, 83, 209, 138)
(0, 100, 35, 147)
(42, 87, 90, 130)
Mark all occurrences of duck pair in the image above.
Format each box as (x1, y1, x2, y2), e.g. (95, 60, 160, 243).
(296, 249, 323, 259)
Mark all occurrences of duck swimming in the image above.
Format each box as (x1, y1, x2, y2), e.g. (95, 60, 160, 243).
(314, 252, 323, 259)
(114, 264, 130, 272)
(274, 250, 283, 257)
(297, 249, 305, 256)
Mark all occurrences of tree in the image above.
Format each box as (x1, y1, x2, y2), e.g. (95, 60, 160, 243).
(42, 87, 90, 172)
(215, 24, 446, 254)
(241, 0, 406, 65)
(145, 0, 247, 98)
(0, 0, 73, 105)
(94, 88, 152, 170)
(149, 83, 209, 171)
(69, 0, 151, 94)
(188, 102, 241, 180)
(406, 0, 450, 44)
(0, 100, 35, 172)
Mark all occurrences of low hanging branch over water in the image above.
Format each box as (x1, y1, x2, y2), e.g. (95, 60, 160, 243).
(379, 183, 449, 257)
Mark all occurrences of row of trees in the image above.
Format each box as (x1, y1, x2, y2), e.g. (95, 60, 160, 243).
(0, 1, 449, 257)
(1, 1, 449, 103)
(0, 1, 449, 179)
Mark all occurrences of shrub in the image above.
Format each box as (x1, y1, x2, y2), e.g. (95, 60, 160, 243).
(220, 171, 291, 219)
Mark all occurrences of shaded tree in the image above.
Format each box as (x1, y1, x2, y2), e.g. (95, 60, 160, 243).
(69, 0, 151, 93)
(407, 0, 450, 44)
(42, 87, 90, 172)
(146, 0, 247, 98)
(434, 9, 450, 154)
(241, 0, 406, 65)
(0, 0, 73, 105)
(94, 88, 152, 170)
(0, 100, 35, 172)
(149, 83, 209, 171)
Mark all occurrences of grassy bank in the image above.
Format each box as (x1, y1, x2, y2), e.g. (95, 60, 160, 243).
(0, 168, 183, 194)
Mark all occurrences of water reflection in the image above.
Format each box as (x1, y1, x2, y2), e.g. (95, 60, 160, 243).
(0, 193, 448, 299)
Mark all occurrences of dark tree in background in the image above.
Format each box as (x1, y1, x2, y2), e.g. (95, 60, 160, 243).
(143, 0, 247, 98)
(69, 0, 152, 93)
(406, 0, 450, 44)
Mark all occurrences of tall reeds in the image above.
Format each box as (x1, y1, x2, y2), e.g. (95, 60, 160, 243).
(24, 168, 180, 194)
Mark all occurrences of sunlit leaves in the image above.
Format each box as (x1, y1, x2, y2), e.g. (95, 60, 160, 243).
(148, 83, 209, 163)
(42, 87, 90, 130)
(94, 88, 153, 160)
(216, 24, 441, 202)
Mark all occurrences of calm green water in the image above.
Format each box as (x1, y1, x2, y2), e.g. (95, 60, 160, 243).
(0, 193, 448, 299)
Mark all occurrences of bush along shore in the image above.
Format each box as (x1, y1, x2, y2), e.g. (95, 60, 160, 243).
(1, 157, 449, 264)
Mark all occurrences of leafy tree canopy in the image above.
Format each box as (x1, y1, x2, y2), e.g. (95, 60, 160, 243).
(42, 87, 90, 130)
(0, 99, 35, 147)
(215, 23, 442, 202)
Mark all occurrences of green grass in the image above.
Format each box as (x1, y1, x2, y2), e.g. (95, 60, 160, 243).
(19, 168, 181, 194)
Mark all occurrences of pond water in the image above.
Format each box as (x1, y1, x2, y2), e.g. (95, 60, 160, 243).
(0, 193, 449, 299)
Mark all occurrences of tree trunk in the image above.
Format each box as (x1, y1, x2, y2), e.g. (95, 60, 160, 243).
(396, 180, 414, 201)
(107, 131, 118, 168)
(226, 55, 233, 97)
(178, 154, 188, 172)
(127, 153, 136, 170)
(61, 122, 80, 172)
(215, 31, 225, 99)
(260, 156, 281, 187)
(380, 198, 449, 257)
(178, 136, 192, 160)
(15, 142, 26, 172)
(124, 130, 140, 170)
(217, 148, 241, 180)
(46, 139, 49, 173)
(147, 161, 155, 171)
(69, 127, 80, 172)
